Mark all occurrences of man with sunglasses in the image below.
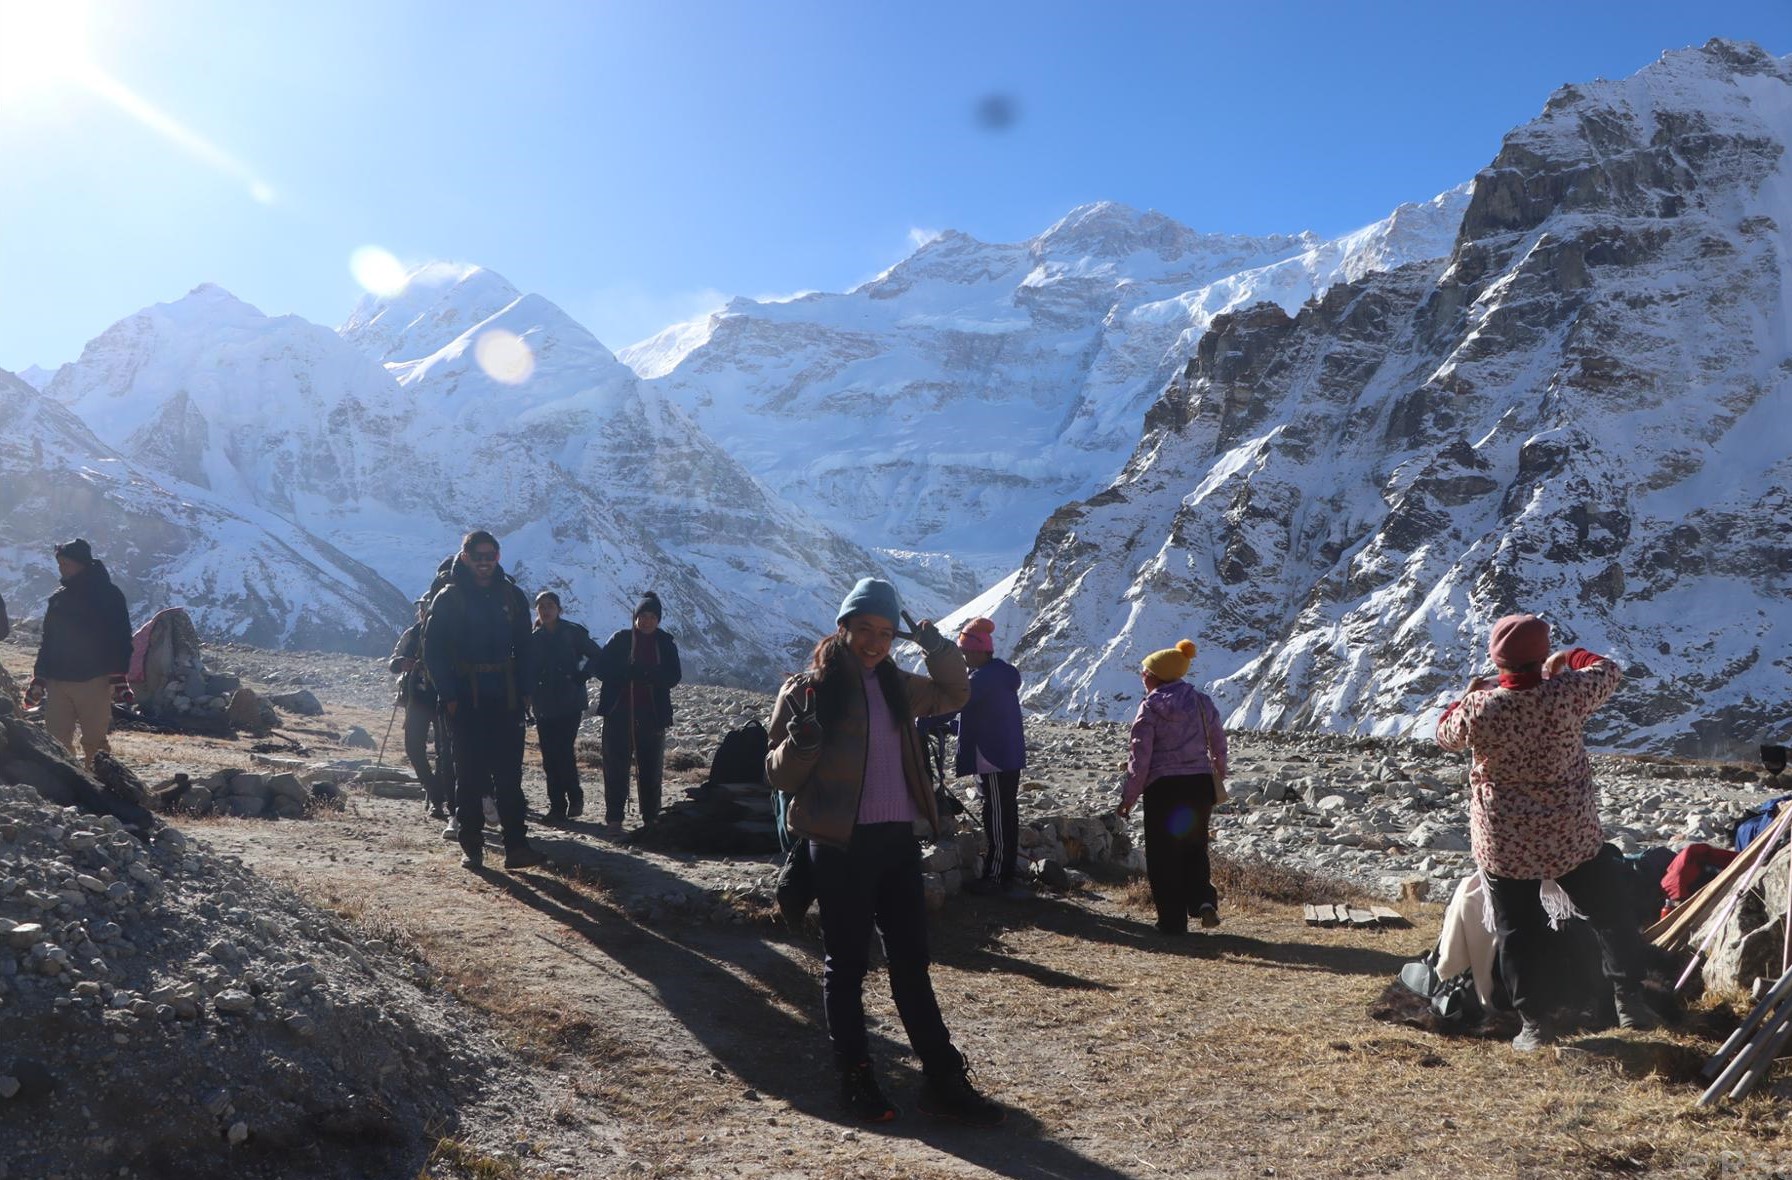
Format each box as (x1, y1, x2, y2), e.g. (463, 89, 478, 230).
(423, 530, 546, 871)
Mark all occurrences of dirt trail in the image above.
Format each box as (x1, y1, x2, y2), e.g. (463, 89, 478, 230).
(6, 643, 1789, 1178)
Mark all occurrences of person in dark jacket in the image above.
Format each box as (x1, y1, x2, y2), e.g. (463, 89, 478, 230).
(924, 617, 1029, 897)
(530, 591, 602, 822)
(27, 539, 133, 769)
(422, 530, 545, 872)
(389, 600, 453, 820)
(595, 592, 682, 837)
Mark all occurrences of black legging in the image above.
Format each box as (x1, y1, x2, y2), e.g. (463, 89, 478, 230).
(1142, 773, 1218, 932)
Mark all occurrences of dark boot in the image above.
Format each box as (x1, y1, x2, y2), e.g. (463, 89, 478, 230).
(1614, 985, 1661, 1031)
(504, 843, 546, 870)
(1512, 1015, 1556, 1053)
(838, 1060, 896, 1123)
(917, 1050, 1004, 1127)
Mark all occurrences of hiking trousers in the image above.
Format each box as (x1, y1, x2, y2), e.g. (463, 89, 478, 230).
(402, 698, 450, 809)
(601, 715, 664, 825)
(537, 712, 584, 814)
(977, 770, 1022, 883)
(1142, 774, 1218, 933)
(45, 676, 112, 769)
(450, 704, 528, 855)
(810, 821, 956, 1073)
(1485, 849, 1646, 1019)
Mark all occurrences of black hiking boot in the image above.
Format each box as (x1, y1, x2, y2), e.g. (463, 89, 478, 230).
(839, 1061, 896, 1123)
(1614, 985, 1661, 1031)
(918, 1051, 1005, 1127)
(1512, 1015, 1556, 1053)
(459, 848, 483, 871)
(504, 843, 547, 870)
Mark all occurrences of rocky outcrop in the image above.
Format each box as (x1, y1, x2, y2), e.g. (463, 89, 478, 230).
(988, 40, 1792, 758)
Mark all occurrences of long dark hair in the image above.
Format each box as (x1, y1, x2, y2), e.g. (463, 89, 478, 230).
(806, 624, 910, 729)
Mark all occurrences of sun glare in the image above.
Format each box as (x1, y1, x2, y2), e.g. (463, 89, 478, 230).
(0, 0, 92, 99)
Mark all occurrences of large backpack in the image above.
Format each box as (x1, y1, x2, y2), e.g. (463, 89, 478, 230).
(708, 720, 769, 787)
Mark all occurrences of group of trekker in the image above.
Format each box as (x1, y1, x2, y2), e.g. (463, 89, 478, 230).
(386, 529, 678, 872)
(4, 532, 1657, 1118)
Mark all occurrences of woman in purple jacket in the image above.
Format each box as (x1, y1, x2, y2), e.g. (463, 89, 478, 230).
(1117, 639, 1228, 935)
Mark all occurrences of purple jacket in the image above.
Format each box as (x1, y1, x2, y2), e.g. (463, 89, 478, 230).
(1121, 680, 1227, 809)
(926, 658, 1027, 775)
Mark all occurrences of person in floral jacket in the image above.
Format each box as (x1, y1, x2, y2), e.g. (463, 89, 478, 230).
(1435, 612, 1658, 1051)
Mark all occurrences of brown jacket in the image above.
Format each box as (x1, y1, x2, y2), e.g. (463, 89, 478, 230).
(766, 645, 970, 848)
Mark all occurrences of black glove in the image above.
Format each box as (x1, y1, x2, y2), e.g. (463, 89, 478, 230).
(898, 611, 952, 655)
(787, 686, 822, 753)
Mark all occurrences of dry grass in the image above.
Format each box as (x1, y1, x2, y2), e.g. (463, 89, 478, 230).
(416, 1137, 521, 1180)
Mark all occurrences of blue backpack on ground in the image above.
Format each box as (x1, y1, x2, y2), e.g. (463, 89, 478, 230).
(1733, 793, 1792, 853)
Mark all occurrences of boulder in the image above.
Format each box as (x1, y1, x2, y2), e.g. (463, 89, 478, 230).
(265, 773, 307, 803)
(224, 795, 266, 818)
(226, 688, 268, 734)
(342, 725, 377, 750)
(226, 773, 268, 799)
(1702, 843, 1792, 994)
(267, 689, 324, 716)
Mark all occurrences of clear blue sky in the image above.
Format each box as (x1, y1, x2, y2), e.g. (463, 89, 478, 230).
(1, 0, 1786, 371)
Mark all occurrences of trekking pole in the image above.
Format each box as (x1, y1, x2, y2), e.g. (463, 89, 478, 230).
(376, 695, 401, 768)
(1701, 964, 1792, 1081)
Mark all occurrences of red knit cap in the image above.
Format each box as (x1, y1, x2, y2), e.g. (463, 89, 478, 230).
(1489, 614, 1550, 666)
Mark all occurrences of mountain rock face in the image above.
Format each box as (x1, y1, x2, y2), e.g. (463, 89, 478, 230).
(0, 370, 409, 652)
(628, 192, 1467, 580)
(988, 40, 1792, 758)
(42, 269, 916, 683)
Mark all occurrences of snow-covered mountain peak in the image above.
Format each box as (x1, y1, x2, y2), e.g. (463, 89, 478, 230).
(340, 262, 525, 364)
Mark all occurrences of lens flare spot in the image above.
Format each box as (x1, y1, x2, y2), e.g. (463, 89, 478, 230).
(249, 181, 277, 205)
(474, 328, 535, 385)
(1167, 804, 1197, 838)
(349, 246, 409, 297)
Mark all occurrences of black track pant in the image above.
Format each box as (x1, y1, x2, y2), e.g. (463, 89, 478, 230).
(1485, 850, 1646, 1019)
(537, 713, 583, 814)
(451, 704, 527, 855)
(977, 770, 1022, 883)
(1142, 774, 1218, 933)
(810, 822, 956, 1073)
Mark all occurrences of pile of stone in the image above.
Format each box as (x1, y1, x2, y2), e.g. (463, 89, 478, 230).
(0, 777, 505, 1178)
(153, 755, 424, 819)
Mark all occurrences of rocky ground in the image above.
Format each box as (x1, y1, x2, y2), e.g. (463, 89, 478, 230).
(3, 634, 1790, 1178)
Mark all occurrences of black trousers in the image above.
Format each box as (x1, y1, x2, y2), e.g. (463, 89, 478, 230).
(601, 713, 664, 824)
(403, 699, 452, 810)
(977, 770, 1022, 883)
(536, 713, 583, 814)
(451, 704, 528, 855)
(1142, 774, 1218, 932)
(1485, 849, 1646, 1019)
(810, 822, 956, 1073)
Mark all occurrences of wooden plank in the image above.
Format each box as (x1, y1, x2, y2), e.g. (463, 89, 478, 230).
(1347, 908, 1379, 928)
(1369, 906, 1410, 928)
(1303, 903, 1324, 926)
(1330, 904, 1351, 925)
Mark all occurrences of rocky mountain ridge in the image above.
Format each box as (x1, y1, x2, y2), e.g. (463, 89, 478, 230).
(977, 39, 1792, 758)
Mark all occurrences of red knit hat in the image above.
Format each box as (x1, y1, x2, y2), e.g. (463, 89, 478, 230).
(1489, 614, 1550, 666)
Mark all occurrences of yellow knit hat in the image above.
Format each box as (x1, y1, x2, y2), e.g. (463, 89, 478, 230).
(1142, 639, 1197, 681)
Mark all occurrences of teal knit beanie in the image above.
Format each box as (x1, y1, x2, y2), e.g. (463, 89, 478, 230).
(836, 578, 902, 626)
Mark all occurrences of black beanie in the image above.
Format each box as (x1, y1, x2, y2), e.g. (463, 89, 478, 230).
(55, 538, 94, 565)
(634, 592, 663, 621)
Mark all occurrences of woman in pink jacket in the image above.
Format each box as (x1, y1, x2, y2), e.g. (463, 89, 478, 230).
(1117, 639, 1227, 936)
(1435, 612, 1658, 1052)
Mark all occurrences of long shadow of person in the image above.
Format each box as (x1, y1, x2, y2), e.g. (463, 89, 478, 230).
(956, 891, 1414, 977)
(480, 845, 1137, 1178)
